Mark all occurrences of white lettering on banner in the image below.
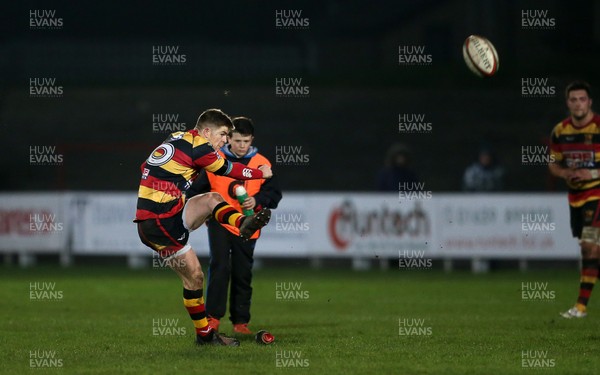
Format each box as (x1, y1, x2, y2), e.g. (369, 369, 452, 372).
(436, 195, 573, 257)
(443, 206, 497, 226)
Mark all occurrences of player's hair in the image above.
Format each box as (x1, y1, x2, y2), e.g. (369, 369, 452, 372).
(565, 81, 592, 99)
(231, 117, 255, 136)
(195, 108, 233, 130)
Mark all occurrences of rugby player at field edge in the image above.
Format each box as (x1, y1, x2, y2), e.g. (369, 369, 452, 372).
(549, 81, 600, 318)
(134, 109, 272, 345)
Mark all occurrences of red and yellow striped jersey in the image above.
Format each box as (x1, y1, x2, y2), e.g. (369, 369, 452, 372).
(135, 129, 263, 221)
(550, 114, 600, 207)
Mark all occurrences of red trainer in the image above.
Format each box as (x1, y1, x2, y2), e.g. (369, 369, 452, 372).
(233, 323, 253, 335)
(207, 317, 220, 332)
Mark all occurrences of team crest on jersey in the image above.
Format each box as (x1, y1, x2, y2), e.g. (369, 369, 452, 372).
(147, 143, 176, 166)
(142, 168, 150, 179)
(584, 209, 594, 223)
(585, 134, 593, 145)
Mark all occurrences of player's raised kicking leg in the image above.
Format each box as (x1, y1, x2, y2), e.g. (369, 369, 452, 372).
(184, 192, 271, 239)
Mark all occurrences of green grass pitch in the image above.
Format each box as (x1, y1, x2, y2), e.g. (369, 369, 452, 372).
(2, 264, 600, 374)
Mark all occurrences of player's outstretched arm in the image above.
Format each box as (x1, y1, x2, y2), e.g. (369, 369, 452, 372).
(213, 159, 272, 180)
(193, 144, 271, 180)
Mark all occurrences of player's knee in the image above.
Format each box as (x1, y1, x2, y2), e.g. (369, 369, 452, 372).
(187, 192, 222, 208)
(203, 192, 225, 213)
(191, 267, 205, 288)
(580, 226, 600, 257)
(206, 192, 224, 205)
(580, 226, 600, 244)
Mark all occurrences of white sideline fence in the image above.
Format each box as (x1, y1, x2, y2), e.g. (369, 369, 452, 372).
(0, 192, 579, 270)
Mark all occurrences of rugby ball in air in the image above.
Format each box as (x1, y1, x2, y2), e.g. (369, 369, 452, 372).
(462, 35, 499, 78)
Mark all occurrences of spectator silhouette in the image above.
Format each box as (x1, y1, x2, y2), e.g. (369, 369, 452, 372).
(462, 146, 504, 191)
(376, 143, 420, 191)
